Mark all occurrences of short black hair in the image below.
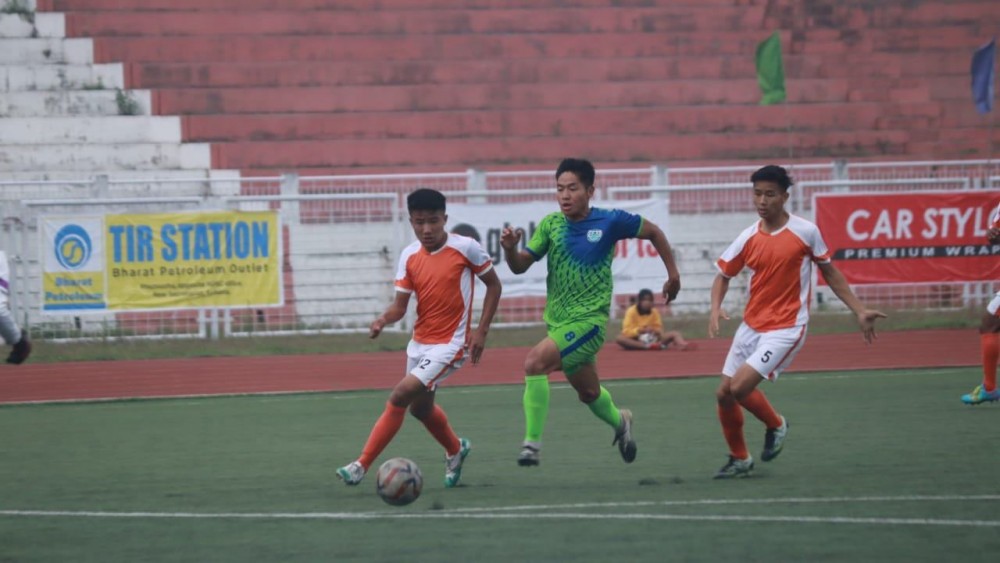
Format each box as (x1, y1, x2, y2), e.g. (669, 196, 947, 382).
(407, 188, 446, 212)
(450, 223, 481, 242)
(556, 158, 596, 187)
(637, 288, 654, 301)
(750, 165, 793, 191)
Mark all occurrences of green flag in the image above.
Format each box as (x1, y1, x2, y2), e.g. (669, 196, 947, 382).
(755, 31, 786, 105)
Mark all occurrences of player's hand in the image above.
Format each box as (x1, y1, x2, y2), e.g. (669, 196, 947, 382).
(468, 329, 488, 365)
(708, 309, 729, 338)
(857, 309, 887, 344)
(500, 227, 523, 252)
(662, 278, 680, 303)
(988, 227, 1000, 244)
(369, 317, 386, 339)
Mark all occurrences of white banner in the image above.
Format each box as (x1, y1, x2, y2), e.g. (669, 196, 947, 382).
(446, 199, 671, 297)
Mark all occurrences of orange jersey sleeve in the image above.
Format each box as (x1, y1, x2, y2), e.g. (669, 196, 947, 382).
(394, 234, 493, 345)
(716, 216, 830, 331)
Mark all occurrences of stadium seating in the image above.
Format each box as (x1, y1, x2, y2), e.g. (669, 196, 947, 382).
(25, 0, 1000, 175)
(0, 2, 234, 192)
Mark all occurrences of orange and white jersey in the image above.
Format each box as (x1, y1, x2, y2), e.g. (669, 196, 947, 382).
(395, 234, 493, 346)
(716, 215, 831, 331)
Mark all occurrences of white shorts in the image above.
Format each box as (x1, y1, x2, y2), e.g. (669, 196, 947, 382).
(722, 323, 808, 381)
(405, 340, 467, 391)
(988, 291, 1000, 316)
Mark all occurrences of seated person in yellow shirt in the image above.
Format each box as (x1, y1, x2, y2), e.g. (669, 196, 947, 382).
(615, 288, 695, 351)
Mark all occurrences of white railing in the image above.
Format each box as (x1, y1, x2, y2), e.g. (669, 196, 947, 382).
(3, 157, 998, 340)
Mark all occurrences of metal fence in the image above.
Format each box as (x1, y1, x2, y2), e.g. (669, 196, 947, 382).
(2, 157, 998, 341)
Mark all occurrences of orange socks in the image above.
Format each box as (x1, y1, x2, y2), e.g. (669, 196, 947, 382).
(358, 402, 407, 470)
(739, 389, 783, 430)
(358, 403, 462, 469)
(420, 405, 461, 456)
(719, 388, 782, 459)
(981, 333, 999, 392)
(717, 401, 749, 460)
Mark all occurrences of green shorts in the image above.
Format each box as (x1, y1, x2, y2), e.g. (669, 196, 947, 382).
(549, 320, 606, 376)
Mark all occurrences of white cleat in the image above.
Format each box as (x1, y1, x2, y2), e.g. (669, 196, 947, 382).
(517, 441, 541, 466)
(336, 461, 366, 485)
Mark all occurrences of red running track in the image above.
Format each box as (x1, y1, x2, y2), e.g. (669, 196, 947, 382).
(0, 329, 980, 404)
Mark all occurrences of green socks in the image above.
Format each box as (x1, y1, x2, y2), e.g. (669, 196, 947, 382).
(524, 379, 621, 441)
(522, 375, 550, 442)
(587, 386, 622, 429)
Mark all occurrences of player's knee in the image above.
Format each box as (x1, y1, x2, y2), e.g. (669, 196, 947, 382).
(387, 393, 410, 408)
(576, 387, 600, 404)
(388, 387, 418, 408)
(730, 382, 754, 402)
(523, 355, 550, 375)
(715, 384, 735, 404)
(408, 403, 431, 420)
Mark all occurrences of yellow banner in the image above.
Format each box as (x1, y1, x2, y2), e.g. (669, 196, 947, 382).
(41, 211, 283, 313)
(104, 211, 282, 310)
(42, 271, 106, 311)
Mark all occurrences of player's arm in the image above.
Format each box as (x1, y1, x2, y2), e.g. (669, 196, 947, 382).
(988, 203, 1000, 244)
(650, 309, 664, 337)
(370, 290, 411, 339)
(817, 262, 887, 344)
(500, 227, 535, 274)
(636, 219, 681, 302)
(708, 274, 731, 338)
(468, 268, 502, 365)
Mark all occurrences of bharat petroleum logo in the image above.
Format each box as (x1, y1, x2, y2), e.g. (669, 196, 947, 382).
(54, 224, 92, 270)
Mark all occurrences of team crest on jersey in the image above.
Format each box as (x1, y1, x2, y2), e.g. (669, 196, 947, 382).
(586, 229, 603, 243)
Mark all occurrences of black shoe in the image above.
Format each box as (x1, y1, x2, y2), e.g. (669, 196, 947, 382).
(517, 443, 540, 466)
(6, 330, 31, 365)
(612, 409, 637, 463)
(761, 416, 788, 462)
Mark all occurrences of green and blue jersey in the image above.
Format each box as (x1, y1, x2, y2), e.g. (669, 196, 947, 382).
(526, 207, 643, 327)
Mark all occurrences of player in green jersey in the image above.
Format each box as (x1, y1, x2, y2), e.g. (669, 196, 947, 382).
(500, 158, 681, 466)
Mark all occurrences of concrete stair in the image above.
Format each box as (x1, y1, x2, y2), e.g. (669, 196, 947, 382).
(0, 62, 124, 91)
(0, 89, 149, 117)
(1, 116, 181, 143)
(0, 141, 211, 171)
(0, 8, 235, 183)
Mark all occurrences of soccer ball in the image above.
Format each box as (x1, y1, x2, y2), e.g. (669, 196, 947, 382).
(375, 457, 423, 506)
(638, 332, 657, 346)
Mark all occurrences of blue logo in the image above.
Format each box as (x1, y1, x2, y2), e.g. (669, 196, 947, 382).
(586, 229, 603, 243)
(565, 331, 576, 342)
(54, 224, 92, 270)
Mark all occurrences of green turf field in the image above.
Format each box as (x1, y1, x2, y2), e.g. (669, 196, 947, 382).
(1, 367, 997, 562)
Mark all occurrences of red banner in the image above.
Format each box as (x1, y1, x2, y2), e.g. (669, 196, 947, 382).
(813, 191, 1000, 284)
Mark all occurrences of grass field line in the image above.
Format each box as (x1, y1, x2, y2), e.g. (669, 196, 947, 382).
(447, 493, 1000, 512)
(3, 494, 999, 528)
(1, 510, 996, 528)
